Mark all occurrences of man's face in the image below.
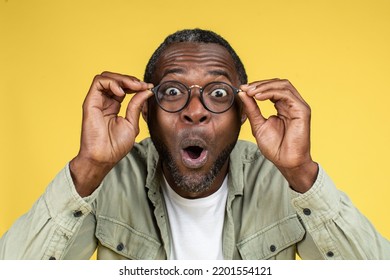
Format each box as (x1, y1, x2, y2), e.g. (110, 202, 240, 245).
(145, 42, 245, 198)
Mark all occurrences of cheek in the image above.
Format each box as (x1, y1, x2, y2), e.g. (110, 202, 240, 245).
(227, 123, 241, 140)
(148, 107, 178, 140)
(213, 113, 242, 145)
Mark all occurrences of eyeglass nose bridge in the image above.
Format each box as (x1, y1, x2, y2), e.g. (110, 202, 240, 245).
(188, 84, 203, 92)
(185, 84, 208, 110)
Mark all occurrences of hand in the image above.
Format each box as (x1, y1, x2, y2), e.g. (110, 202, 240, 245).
(70, 72, 153, 196)
(239, 79, 318, 192)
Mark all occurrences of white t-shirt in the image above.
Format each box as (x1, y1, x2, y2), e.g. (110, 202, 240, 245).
(161, 176, 228, 260)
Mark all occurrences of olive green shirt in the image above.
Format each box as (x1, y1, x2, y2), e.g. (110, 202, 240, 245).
(1, 139, 389, 259)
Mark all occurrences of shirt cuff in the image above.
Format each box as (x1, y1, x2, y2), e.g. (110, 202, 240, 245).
(43, 163, 100, 233)
(290, 165, 341, 231)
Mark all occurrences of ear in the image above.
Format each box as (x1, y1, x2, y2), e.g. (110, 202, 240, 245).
(240, 112, 247, 125)
(142, 100, 148, 122)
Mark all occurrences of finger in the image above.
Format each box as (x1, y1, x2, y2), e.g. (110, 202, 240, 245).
(253, 88, 299, 103)
(256, 79, 307, 105)
(101, 71, 154, 93)
(240, 78, 281, 94)
(253, 89, 310, 118)
(125, 89, 154, 129)
(243, 79, 307, 105)
(92, 75, 126, 101)
(238, 91, 267, 128)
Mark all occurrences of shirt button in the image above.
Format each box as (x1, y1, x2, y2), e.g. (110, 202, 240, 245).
(270, 245, 276, 252)
(73, 210, 83, 218)
(303, 208, 311, 216)
(116, 243, 125, 251)
(326, 251, 334, 257)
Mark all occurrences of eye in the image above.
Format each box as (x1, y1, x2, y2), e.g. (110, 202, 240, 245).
(164, 87, 182, 96)
(209, 88, 228, 98)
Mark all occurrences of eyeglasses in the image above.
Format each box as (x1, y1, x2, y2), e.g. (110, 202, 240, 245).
(151, 81, 241, 114)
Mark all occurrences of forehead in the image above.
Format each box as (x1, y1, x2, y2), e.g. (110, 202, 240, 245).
(154, 42, 239, 84)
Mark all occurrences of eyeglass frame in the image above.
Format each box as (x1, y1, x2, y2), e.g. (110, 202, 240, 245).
(151, 80, 242, 114)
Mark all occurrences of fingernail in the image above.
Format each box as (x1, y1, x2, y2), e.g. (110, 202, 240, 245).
(238, 90, 247, 99)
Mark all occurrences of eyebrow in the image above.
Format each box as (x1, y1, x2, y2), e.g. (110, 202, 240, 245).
(161, 68, 233, 82)
(207, 69, 233, 82)
(161, 68, 185, 77)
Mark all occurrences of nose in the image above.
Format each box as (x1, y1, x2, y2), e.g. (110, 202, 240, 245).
(181, 91, 211, 124)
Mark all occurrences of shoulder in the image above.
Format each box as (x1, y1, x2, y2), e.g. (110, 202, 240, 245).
(99, 137, 158, 194)
(94, 137, 158, 212)
(231, 140, 262, 161)
(230, 139, 289, 193)
(231, 140, 272, 169)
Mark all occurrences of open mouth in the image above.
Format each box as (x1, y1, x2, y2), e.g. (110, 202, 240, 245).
(184, 146, 204, 159)
(180, 141, 209, 169)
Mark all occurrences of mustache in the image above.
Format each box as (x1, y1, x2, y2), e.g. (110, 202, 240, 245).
(177, 127, 212, 146)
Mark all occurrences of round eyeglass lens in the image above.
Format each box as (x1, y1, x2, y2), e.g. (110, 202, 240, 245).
(202, 82, 235, 113)
(156, 81, 189, 112)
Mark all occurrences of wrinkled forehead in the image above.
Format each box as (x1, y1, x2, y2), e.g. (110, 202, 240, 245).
(153, 42, 239, 84)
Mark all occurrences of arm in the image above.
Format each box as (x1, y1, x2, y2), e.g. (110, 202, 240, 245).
(0, 164, 97, 259)
(239, 79, 390, 259)
(293, 165, 390, 259)
(0, 72, 153, 259)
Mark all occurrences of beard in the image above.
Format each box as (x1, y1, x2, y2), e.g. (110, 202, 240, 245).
(150, 135, 236, 194)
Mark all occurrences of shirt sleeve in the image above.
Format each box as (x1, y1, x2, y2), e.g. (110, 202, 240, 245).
(0, 163, 99, 260)
(291, 165, 390, 259)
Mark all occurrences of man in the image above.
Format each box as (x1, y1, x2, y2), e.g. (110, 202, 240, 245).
(0, 29, 389, 259)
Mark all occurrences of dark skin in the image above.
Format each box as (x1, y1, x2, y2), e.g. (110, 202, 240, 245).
(144, 42, 245, 198)
(70, 42, 318, 198)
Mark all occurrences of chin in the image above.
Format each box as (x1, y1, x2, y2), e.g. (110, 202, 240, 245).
(172, 169, 216, 194)
(150, 127, 238, 194)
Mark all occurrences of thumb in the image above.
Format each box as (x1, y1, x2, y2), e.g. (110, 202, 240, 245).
(125, 89, 154, 129)
(238, 91, 267, 130)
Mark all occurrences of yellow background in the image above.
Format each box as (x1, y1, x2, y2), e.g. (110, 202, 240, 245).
(1, 0, 389, 244)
